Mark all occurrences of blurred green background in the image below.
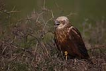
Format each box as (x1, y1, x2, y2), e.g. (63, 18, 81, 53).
(4, 0, 106, 24)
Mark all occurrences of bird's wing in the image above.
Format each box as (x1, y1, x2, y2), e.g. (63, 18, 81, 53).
(69, 26, 89, 58)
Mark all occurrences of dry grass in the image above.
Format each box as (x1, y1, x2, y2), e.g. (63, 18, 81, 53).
(0, 27, 106, 71)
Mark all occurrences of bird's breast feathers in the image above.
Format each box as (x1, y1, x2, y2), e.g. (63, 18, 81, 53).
(55, 26, 71, 43)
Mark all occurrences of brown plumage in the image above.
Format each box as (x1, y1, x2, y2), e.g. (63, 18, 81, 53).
(54, 16, 90, 60)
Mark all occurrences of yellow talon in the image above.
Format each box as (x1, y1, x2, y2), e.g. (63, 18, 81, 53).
(64, 51, 68, 60)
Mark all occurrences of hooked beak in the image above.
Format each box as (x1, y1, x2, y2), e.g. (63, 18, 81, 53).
(54, 23, 60, 28)
(54, 20, 60, 28)
(55, 23, 60, 25)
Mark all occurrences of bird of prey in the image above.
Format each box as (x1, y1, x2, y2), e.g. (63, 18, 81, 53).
(54, 16, 90, 60)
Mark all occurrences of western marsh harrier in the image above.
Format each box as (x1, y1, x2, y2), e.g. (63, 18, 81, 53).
(54, 16, 90, 61)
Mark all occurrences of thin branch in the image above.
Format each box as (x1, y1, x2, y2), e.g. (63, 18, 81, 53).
(41, 10, 54, 37)
(66, 12, 77, 17)
(43, 0, 46, 9)
(36, 12, 44, 22)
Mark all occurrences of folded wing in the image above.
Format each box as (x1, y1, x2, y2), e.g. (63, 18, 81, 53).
(69, 26, 89, 59)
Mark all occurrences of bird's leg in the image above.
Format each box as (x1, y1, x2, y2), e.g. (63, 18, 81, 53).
(64, 51, 68, 60)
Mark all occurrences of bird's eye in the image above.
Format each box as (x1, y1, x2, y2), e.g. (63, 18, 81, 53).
(61, 20, 65, 24)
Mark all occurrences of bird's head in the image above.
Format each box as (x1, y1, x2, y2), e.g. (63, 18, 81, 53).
(55, 16, 69, 29)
